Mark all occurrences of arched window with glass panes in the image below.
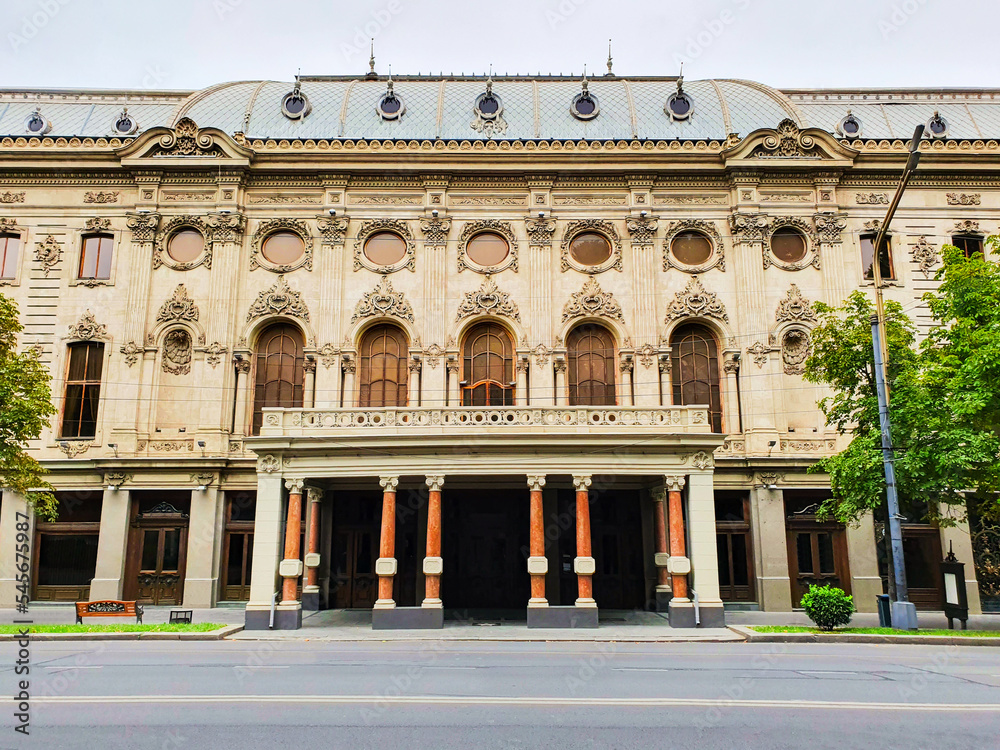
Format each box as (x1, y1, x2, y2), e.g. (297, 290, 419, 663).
(358, 323, 409, 407)
(252, 323, 304, 435)
(462, 322, 514, 406)
(670, 323, 723, 432)
(567, 323, 617, 406)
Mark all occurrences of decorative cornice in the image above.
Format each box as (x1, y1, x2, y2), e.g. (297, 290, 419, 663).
(246, 275, 310, 322)
(351, 275, 415, 324)
(456, 276, 521, 322)
(149, 117, 225, 158)
(561, 277, 625, 323)
(665, 277, 729, 323)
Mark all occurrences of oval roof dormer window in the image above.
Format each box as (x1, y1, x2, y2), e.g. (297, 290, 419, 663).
(474, 76, 503, 120)
(376, 77, 405, 121)
(837, 110, 862, 138)
(114, 107, 138, 135)
(926, 111, 948, 139)
(281, 76, 311, 121)
(665, 77, 693, 122)
(570, 75, 599, 121)
(24, 108, 51, 135)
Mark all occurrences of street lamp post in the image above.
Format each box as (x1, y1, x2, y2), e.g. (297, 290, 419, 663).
(869, 124, 924, 631)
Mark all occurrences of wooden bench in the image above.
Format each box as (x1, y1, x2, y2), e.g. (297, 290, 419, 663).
(75, 600, 144, 625)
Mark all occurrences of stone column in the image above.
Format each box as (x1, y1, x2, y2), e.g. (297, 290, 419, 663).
(374, 475, 398, 609)
(573, 475, 596, 607)
(422, 475, 444, 608)
(723, 352, 741, 434)
(687, 470, 725, 627)
(303, 358, 316, 409)
(409, 357, 423, 407)
(302, 487, 323, 611)
(183, 481, 224, 608)
(232, 358, 251, 439)
(845, 512, 882, 614)
(664, 474, 695, 627)
(651, 486, 671, 611)
(90, 486, 131, 600)
(527, 475, 548, 607)
(0, 491, 35, 607)
(658, 355, 672, 406)
(277, 479, 304, 629)
(446, 358, 460, 407)
(619, 356, 634, 407)
(245, 460, 285, 629)
(341, 355, 356, 408)
(751, 485, 792, 611)
(515, 356, 530, 406)
(554, 357, 568, 406)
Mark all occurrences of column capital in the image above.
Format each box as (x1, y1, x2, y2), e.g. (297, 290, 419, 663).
(572, 475, 592, 491)
(306, 486, 324, 503)
(526, 474, 546, 491)
(425, 475, 445, 492)
(650, 486, 667, 504)
(663, 475, 686, 492)
(379, 475, 399, 492)
(284, 479, 305, 493)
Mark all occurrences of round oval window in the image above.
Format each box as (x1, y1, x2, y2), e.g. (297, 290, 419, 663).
(262, 232, 305, 265)
(569, 232, 612, 266)
(771, 227, 808, 263)
(363, 232, 407, 266)
(466, 232, 509, 266)
(670, 231, 713, 265)
(167, 229, 204, 263)
(478, 95, 499, 115)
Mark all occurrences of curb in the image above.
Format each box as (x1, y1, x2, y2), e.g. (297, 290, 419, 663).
(728, 624, 1000, 647)
(224, 633, 745, 643)
(0, 624, 244, 641)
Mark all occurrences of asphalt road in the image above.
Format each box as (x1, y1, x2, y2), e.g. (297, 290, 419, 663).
(2, 640, 999, 749)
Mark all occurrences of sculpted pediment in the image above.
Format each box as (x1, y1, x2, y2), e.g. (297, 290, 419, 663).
(724, 119, 857, 167)
(116, 117, 252, 166)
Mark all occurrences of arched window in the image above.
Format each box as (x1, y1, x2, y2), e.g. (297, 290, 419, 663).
(670, 323, 723, 432)
(568, 324, 616, 406)
(462, 322, 514, 406)
(358, 324, 409, 407)
(252, 323, 304, 435)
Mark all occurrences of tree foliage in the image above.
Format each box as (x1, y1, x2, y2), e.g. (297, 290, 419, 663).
(0, 294, 57, 519)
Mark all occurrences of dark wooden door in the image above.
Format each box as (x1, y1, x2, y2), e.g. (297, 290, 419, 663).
(331, 529, 377, 608)
(221, 531, 253, 601)
(902, 526, 944, 610)
(131, 526, 187, 605)
(787, 525, 850, 606)
(716, 492, 756, 603)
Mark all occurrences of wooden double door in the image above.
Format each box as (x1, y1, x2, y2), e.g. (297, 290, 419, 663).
(125, 524, 188, 605)
(786, 523, 851, 606)
(331, 527, 378, 608)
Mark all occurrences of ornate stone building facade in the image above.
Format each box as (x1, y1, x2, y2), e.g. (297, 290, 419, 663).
(0, 74, 993, 628)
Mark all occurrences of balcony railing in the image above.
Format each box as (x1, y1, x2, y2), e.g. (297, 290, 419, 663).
(257, 405, 713, 437)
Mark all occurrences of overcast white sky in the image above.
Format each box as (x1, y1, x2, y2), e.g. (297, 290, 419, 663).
(3, 0, 998, 91)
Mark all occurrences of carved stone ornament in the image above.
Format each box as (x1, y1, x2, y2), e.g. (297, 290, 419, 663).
(531, 343, 551, 366)
(120, 341, 142, 367)
(747, 341, 769, 368)
(250, 217, 313, 272)
(459, 219, 519, 273)
(423, 343, 444, 367)
(418, 216, 452, 246)
(813, 212, 847, 244)
(318, 343, 339, 368)
(68, 311, 109, 340)
(728, 212, 771, 244)
(33, 235, 62, 276)
(524, 217, 557, 246)
(0, 191, 25, 203)
(764, 217, 820, 270)
(663, 218, 724, 272)
(258, 454, 281, 473)
(560, 219, 622, 273)
(126, 212, 161, 243)
(84, 191, 119, 204)
(456, 275, 521, 322)
(636, 343, 657, 368)
(103, 472, 132, 488)
(156, 284, 200, 324)
(351, 275, 415, 324)
(85, 217, 112, 233)
(953, 220, 981, 235)
(775, 284, 817, 324)
(205, 341, 228, 368)
(316, 215, 350, 245)
(154, 216, 213, 270)
(59, 440, 90, 458)
(354, 218, 416, 272)
(562, 277, 625, 323)
(470, 77, 508, 137)
(665, 276, 729, 323)
(162, 329, 192, 375)
(723, 352, 740, 374)
(626, 216, 659, 248)
(151, 117, 225, 158)
(855, 192, 889, 205)
(782, 329, 810, 375)
(947, 193, 981, 206)
(246, 275, 310, 322)
(909, 236, 939, 278)
(206, 212, 246, 243)
(690, 451, 715, 470)
(751, 119, 819, 159)
(0, 218, 20, 234)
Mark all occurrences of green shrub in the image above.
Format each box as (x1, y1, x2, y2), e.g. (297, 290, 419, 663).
(800, 584, 855, 630)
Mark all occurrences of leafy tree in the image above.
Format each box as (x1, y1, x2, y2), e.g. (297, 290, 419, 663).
(0, 293, 57, 520)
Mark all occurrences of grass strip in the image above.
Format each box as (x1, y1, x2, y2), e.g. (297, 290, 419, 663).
(748, 625, 1000, 637)
(0, 623, 225, 634)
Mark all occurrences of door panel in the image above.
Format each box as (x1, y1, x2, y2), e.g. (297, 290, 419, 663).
(902, 527, 943, 610)
(787, 527, 850, 606)
(132, 526, 187, 605)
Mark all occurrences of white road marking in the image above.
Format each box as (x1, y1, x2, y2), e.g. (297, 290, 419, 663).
(798, 670, 859, 676)
(0, 695, 994, 712)
(42, 665, 103, 669)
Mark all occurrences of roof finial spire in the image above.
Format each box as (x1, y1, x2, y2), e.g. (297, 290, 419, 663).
(367, 39, 377, 79)
(581, 65, 589, 94)
(486, 65, 494, 95)
(387, 65, 394, 95)
(677, 62, 684, 93)
(606, 39, 614, 76)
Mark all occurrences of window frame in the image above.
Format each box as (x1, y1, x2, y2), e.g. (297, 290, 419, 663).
(0, 232, 21, 282)
(859, 231, 895, 281)
(358, 323, 409, 408)
(77, 233, 115, 282)
(61, 341, 105, 439)
(251, 323, 305, 435)
(951, 234, 985, 259)
(567, 323, 617, 406)
(461, 322, 515, 407)
(670, 323, 723, 432)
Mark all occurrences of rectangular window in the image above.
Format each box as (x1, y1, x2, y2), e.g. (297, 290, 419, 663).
(860, 233, 894, 280)
(952, 234, 984, 259)
(62, 342, 104, 438)
(0, 233, 19, 279)
(79, 234, 114, 280)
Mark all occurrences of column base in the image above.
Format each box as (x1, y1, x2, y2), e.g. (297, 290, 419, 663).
(654, 589, 672, 613)
(373, 598, 396, 609)
(372, 605, 444, 630)
(244, 606, 272, 631)
(667, 600, 696, 628)
(527, 598, 549, 608)
(421, 598, 443, 608)
(301, 591, 320, 611)
(528, 605, 598, 629)
(273, 604, 302, 630)
(668, 601, 726, 628)
(574, 597, 597, 608)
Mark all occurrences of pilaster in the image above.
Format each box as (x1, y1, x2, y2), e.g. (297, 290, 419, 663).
(183, 481, 224, 608)
(90, 487, 131, 600)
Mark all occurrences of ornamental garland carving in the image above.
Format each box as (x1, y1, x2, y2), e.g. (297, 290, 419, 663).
(524, 217, 556, 246)
(0, 191, 25, 203)
(151, 117, 224, 158)
(316, 216, 350, 245)
(162, 329, 192, 375)
(909, 236, 938, 278)
(665, 277, 729, 323)
(751, 119, 819, 159)
(561, 278, 625, 323)
(351, 275, 415, 324)
(250, 218, 313, 272)
(782, 329, 810, 375)
(246, 275, 310, 323)
(775, 284, 817, 324)
(663, 218, 724, 272)
(68, 311, 109, 340)
(84, 191, 119, 204)
(947, 193, 981, 206)
(154, 216, 212, 270)
(625, 216, 659, 248)
(33, 235, 62, 276)
(120, 341, 142, 367)
(126, 212, 160, 243)
(85, 217, 112, 232)
(560, 219, 622, 273)
(418, 217, 452, 246)
(855, 192, 889, 205)
(354, 218, 416, 272)
(456, 276, 521, 322)
(156, 284, 200, 324)
(459, 219, 519, 273)
(764, 216, 820, 270)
